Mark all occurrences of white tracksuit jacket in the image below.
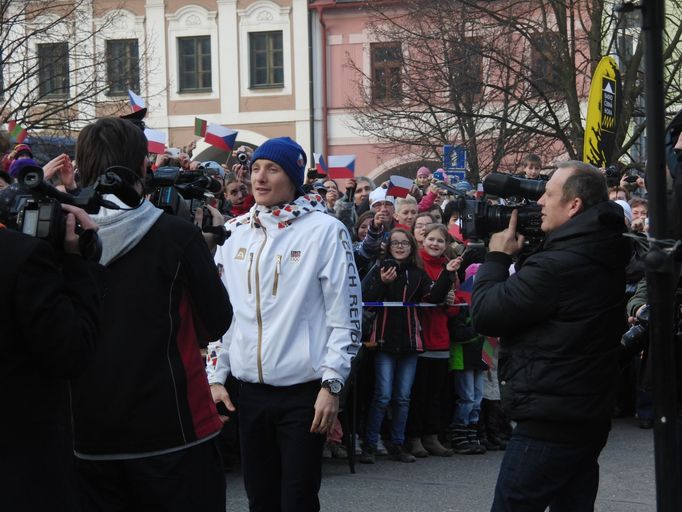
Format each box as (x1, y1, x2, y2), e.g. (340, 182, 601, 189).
(211, 199, 362, 387)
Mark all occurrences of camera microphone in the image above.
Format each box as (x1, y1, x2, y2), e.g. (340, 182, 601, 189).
(483, 173, 545, 201)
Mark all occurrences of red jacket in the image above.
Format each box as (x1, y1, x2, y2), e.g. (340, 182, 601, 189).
(418, 249, 457, 351)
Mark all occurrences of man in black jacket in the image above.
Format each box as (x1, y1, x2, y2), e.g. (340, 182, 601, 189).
(68, 118, 232, 511)
(0, 204, 104, 511)
(471, 161, 630, 512)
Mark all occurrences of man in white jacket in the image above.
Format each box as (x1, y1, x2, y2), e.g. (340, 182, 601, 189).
(210, 137, 361, 512)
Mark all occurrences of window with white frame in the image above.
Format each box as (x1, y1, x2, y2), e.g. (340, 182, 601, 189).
(106, 39, 140, 95)
(178, 36, 212, 92)
(249, 31, 283, 88)
(238, 2, 292, 97)
(38, 42, 70, 97)
(166, 6, 218, 100)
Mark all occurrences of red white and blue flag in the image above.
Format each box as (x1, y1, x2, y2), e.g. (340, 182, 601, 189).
(313, 153, 328, 175)
(327, 155, 355, 179)
(204, 124, 238, 152)
(144, 128, 166, 154)
(128, 89, 146, 112)
(386, 175, 414, 198)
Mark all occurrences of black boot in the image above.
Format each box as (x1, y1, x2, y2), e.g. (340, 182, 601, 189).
(450, 424, 476, 455)
(468, 424, 486, 454)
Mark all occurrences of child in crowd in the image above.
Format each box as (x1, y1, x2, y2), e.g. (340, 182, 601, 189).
(360, 229, 459, 463)
(393, 196, 418, 230)
(449, 263, 490, 455)
(406, 224, 462, 458)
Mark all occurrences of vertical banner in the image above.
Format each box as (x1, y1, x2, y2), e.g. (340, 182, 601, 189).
(583, 56, 621, 168)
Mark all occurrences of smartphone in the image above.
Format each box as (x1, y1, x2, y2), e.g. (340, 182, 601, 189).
(381, 258, 399, 271)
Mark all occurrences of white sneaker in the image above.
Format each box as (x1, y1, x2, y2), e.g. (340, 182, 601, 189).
(354, 434, 362, 455)
(376, 437, 388, 455)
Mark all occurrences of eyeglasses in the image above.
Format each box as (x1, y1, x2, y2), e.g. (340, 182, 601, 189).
(389, 240, 411, 248)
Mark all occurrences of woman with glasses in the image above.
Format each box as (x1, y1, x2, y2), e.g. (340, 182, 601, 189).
(359, 228, 459, 464)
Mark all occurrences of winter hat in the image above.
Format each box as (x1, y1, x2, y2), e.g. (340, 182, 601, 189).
(251, 137, 307, 192)
(416, 166, 431, 178)
(369, 186, 395, 207)
(9, 157, 42, 179)
(614, 199, 633, 224)
(12, 143, 32, 159)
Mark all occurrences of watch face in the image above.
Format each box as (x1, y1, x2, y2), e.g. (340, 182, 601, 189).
(330, 380, 342, 394)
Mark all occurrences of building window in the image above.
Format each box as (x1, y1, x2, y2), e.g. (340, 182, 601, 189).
(178, 36, 212, 92)
(447, 37, 483, 96)
(38, 43, 70, 97)
(371, 42, 402, 102)
(531, 32, 561, 92)
(249, 31, 283, 88)
(106, 39, 140, 96)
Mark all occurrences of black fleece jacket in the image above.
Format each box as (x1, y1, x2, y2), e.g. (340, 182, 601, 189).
(471, 201, 630, 440)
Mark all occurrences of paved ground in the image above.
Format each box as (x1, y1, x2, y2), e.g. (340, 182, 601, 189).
(224, 418, 656, 511)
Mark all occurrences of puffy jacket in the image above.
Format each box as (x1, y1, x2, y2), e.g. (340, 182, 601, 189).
(212, 195, 362, 387)
(362, 260, 455, 353)
(418, 249, 457, 351)
(471, 201, 630, 427)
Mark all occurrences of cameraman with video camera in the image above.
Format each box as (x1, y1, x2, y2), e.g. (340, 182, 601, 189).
(471, 161, 630, 511)
(0, 200, 104, 511)
(67, 117, 232, 511)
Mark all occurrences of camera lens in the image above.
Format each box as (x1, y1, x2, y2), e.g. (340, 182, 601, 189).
(237, 152, 248, 164)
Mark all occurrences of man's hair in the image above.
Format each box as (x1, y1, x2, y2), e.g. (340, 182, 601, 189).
(522, 153, 542, 166)
(557, 160, 608, 210)
(608, 185, 631, 200)
(76, 118, 148, 187)
(356, 176, 376, 190)
(395, 196, 417, 211)
(0, 130, 10, 154)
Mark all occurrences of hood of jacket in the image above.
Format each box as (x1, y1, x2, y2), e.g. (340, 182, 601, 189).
(90, 195, 163, 266)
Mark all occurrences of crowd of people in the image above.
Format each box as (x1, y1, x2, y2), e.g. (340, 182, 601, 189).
(1, 111, 671, 512)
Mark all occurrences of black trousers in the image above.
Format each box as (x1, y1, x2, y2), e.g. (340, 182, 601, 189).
(238, 380, 325, 512)
(406, 357, 450, 437)
(75, 438, 225, 512)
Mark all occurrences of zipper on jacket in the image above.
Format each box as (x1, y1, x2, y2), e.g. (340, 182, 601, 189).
(272, 255, 282, 296)
(254, 229, 268, 383)
(247, 253, 254, 294)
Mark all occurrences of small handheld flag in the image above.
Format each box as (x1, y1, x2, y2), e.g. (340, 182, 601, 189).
(128, 90, 146, 112)
(144, 128, 167, 154)
(204, 124, 238, 152)
(313, 153, 328, 175)
(327, 155, 356, 179)
(7, 121, 27, 143)
(386, 175, 414, 198)
(194, 118, 207, 137)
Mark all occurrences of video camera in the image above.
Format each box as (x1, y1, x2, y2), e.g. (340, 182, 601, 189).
(146, 166, 223, 230)
(442, 173, 545, 240)
(0, 163, 142, 261)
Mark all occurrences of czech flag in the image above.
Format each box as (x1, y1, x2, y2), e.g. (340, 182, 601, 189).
(313, 153, 328, 175)
(128, 90, 146, 112)
(194, 118, 207, 137)
(327, 155, 355, 179)
(204, 124, 238, 152)
(144, 128, 166, 154)
(7, 120, 27, 143)
(386, 175, 414, 198)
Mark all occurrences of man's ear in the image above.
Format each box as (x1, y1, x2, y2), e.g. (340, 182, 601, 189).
(567, 196, 583, 218)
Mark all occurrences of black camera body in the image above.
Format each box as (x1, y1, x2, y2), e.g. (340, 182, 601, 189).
(147, 166, 223, 230)
(621, 305, 650, 358)
(446, 173, 545, 241)
(0, 164, 140, 261)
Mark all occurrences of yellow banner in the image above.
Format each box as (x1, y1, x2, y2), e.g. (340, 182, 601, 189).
(583, 56, 621, 167)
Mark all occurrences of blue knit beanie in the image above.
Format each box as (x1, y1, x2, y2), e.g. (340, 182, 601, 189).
(251, 137, 307, 192)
